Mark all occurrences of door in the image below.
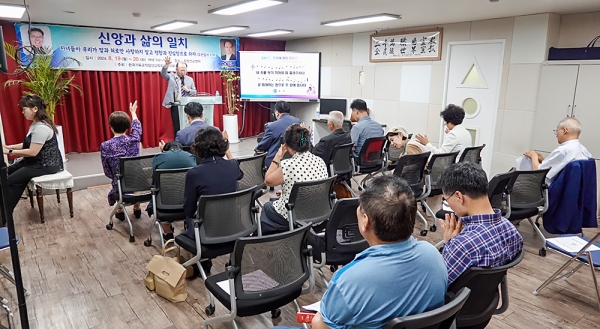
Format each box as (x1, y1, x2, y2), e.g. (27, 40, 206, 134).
(572, 65, 600, 158)
(444, 40, 505, 173)
(531, 65, 579, 153)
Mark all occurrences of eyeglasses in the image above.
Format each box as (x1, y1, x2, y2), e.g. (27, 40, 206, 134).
(444, 192, 456, 202)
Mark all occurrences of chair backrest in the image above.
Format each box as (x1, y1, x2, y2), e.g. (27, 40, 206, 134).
(384, 288, 471, 329)
(387, 144, 405, 166)
(393, 152, 431, 197)
(427, 152, 459, 194)
(197, 186, 259, 244)
(511, 168, 550, 209)
(487, 171, 516, 214)
(357, 136, 387, 167)
(288, 176, 336, 226)
(154, 168, 191, 211)
(458, 144, 486, 165)
(181, 145, 192, 153)
(231, 224, 312, 301)
(447, 250, 524, 328)
(237, 153, 267, 191)
(342, 120, 353, 133)
(118, 154, 155, 194)
(325, 198, 369, 263)
(330, 143, 354, 176)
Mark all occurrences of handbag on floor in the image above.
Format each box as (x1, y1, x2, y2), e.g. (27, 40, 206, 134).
(145, 240, 188, 302)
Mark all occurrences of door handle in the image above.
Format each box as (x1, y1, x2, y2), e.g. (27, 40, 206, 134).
(572, 105, 577, 118)
(567, 105, 571, 117)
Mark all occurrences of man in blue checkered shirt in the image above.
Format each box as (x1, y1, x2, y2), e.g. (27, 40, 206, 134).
(438, 162, 523, 284)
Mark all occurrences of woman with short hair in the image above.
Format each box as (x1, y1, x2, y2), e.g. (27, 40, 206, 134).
(415, 104, 473, 157)
(260, 124, 329, 235)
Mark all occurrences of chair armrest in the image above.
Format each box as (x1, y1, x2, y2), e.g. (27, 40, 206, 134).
(151, 186, 159, 194)
(193, 219, 203, 227)
(285, 202, 295, 211)
(495, 275, 509, 315)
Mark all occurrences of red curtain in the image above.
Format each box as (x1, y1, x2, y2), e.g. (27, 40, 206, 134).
(0, 21, 285, 153)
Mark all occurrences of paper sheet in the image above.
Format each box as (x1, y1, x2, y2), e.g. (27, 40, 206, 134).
(547, 236, 600, 253)
(516, 156, 533, 171)
(442, 200, 454, 213)
(302, 301, 321, 313)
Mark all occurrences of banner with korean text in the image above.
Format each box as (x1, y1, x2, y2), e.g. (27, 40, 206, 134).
(15, 24, 240, 71)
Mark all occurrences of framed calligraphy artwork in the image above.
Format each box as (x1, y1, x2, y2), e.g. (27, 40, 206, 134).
(370, 28, 443, 62)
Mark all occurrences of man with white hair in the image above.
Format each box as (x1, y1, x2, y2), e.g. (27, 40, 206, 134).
(524, 117, 591, 185)
(312, 110, 352, 164)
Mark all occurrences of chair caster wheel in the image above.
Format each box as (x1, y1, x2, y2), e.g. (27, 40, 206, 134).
(271, 308, 281, 319)
(430, 225, 437, 232)
(144, 239, 152, 247)
(420, 230, 428, 236)
(330, 265, 338, 272)
(539, 248, 546, 257)
(205, 304, 215, 316)
(535, 222, 540, 228)
(129, 236, 135, 243)
(106, 223, 113, 230)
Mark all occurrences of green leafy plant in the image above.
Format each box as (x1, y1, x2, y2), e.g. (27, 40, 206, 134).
(3, 42, 82, 121)
(220, 67, 241, 116)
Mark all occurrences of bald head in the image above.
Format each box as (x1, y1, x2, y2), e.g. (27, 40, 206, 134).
(556, 117, 582, 143)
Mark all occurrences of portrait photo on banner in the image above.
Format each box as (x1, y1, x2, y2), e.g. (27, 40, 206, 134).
(19, 25, 53, 55)
(220, 38, 237, 61)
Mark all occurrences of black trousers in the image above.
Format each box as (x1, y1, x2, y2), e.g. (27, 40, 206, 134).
(170, 105, 181, 138)
(7, 161, 60, 214)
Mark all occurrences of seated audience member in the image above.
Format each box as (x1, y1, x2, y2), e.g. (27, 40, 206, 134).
(100, 101, 142, 221)
(175, 102, 215, 146)
(181, 128, 243, 239)
(438, 162, 523, 285)
(350, 99, 384, 158)
(415, 104, 472, 157)
(3, 95, 63, 215)
(312, 110, 352, 164)
(524, 117, 591, 186)
(146, 140, 196, 241)
(273, 175, 448, 329)
(261, 124, 329, 234)
(254, 101, 301, 166)
(387, 125, 426, 158)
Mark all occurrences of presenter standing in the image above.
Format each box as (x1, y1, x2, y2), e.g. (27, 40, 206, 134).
(161, 56, 197, 137)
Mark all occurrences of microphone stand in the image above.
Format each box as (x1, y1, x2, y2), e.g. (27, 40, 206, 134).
(0, 134, 29, 329)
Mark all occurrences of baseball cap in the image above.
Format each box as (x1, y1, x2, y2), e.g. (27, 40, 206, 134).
(388, 125, 409, 137)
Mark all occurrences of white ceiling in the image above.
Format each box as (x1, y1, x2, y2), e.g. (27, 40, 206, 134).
(3, 0, 600, 40)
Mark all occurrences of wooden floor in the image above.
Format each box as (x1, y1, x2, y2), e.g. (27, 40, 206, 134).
(1, 185, 600, 329)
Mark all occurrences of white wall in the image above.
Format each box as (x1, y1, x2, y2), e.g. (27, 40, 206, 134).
(287, 13, 564, 176)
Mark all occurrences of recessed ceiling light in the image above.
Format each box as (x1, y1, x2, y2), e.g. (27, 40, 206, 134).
(209, 0, 287, 16)
(0, 3, 26, 19)
(247, 29, 293, 38)
(201, 25, 249, 35)
(322, 13, 400, 27)
(151, 20, 198, 31)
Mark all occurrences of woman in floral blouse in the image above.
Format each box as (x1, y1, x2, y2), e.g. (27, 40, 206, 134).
(100, 101, 142, 221)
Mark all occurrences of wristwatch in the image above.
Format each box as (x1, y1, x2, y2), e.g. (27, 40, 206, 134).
(272, 160, 279, 166)
(8, 149, 13, 155)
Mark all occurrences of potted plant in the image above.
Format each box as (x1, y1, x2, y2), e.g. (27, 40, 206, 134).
(3, 43, 82, 161)
(220, 67, 241, 143)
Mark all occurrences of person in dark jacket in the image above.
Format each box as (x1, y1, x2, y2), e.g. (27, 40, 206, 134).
(312, 111, 352, 166)
(254, 101, 300, 166)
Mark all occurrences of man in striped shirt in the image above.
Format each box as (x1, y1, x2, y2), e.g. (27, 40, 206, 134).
(438, 162, 523, 284)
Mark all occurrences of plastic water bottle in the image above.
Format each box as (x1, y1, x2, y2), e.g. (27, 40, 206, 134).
(215, 90, 220, 96)
(315, 107, 320, 119)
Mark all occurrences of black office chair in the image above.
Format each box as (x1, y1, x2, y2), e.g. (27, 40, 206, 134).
(458, 144, 486, 166)
(386, 143, 405, 172)
(393, 152, 432, 236)
(342, 120, 353, 133)
(203, 224, 314, 329)
(384, 288, 472, 329)
(106, 154, 155, 242)
(422, 152, 459, 231)
(353, 136, 387, 190)
(330, 143, 356, 197)
(508, 168, 550, 256)
(448, 250, 524, 329)
(309, 198, 369, 285)
(284, 176, 337, 232)
(237, 153, 267, 191)
(144, 168, 191, 248)
(175, 186, 261, 314)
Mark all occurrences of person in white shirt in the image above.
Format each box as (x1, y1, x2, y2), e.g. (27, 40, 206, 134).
(415, 104, 472, 158)
(524, 117, 591, 185)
